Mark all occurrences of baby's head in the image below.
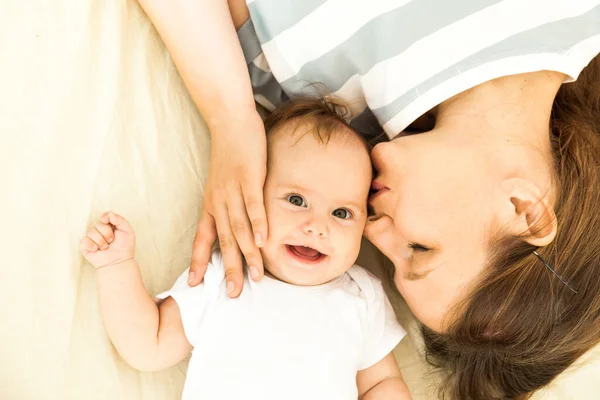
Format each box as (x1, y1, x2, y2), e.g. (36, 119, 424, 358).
(260, 99, 372, 286)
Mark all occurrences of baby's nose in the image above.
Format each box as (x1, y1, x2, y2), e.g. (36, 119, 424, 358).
(302, 218, 329, 238)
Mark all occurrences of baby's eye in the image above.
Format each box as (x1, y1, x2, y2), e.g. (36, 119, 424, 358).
(287, 194, 306, 207)
(332, 208, 352, 220)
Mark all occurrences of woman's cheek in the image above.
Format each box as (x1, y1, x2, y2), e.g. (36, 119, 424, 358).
(364, 216, 396, 257)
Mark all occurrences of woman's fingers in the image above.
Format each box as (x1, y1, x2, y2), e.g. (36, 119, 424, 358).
(214, 198, 245, 298)
(189, 209, 217, 286)
(228, 185, 264, 281)
(242, 178, 268, 248)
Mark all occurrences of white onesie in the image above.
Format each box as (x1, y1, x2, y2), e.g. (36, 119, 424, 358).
(157, 250, 405, 400)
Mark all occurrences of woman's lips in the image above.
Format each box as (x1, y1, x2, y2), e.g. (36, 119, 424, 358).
(369, 180, 390, 204)
(371, 180, 387, 191)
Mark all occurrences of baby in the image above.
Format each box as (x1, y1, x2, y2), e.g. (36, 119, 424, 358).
(80, 99, 410, 400)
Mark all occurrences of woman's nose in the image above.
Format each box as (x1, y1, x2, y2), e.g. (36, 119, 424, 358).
(302, 217, 329, 238)
(371, 141, 392, 174)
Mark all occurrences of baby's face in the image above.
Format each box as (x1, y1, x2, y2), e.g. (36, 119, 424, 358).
(261, 123, 372, 286)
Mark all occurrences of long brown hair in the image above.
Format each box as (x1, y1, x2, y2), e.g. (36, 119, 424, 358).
(423, 55, 600, 399)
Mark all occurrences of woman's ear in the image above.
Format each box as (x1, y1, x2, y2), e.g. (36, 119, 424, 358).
(499, 178, 557, 247)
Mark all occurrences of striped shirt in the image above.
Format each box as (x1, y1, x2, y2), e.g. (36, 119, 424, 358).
(240, 0, 600, 139)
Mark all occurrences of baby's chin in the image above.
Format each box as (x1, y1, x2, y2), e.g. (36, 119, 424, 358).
(263, 262, 347, 287)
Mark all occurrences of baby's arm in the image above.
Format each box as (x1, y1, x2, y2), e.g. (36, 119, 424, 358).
(357, 353, 412, 400)
(81, 212, 192, 371)
(96, 260, 192, 371)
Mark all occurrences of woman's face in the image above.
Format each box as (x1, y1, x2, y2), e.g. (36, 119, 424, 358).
(364, 131, 502, 331)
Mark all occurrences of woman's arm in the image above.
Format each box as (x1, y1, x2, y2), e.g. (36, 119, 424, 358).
(137, 0, 268, 297)
(137, 0, 255, 125)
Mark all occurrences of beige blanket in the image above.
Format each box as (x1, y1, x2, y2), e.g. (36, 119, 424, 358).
(1, 1, 597, 399)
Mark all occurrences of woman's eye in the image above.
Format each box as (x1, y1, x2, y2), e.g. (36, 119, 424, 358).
(287, 194, 306, 207)
(332, 208, 352, 220)
(408, 242, 430, 252)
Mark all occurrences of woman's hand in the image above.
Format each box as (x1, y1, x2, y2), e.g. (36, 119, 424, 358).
(188, 110, 268, 297)
(135, 0, 268, 296)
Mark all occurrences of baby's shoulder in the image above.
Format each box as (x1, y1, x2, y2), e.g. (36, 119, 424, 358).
(344, 265, 387, 302)
(193, 249, 229, 292)
(346, 265, 383, 290)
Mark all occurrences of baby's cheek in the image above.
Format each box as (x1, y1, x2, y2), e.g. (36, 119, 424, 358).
(341, 231, 363, 262)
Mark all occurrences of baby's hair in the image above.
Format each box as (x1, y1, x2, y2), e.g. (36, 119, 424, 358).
(264, 97, 370, 150)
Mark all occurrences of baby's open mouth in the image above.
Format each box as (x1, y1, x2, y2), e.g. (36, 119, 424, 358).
(286, 245, 326, 263)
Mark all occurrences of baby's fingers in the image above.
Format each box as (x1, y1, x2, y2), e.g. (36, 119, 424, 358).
(95, 220, 115, 244)
(100, 211, 110, 224)
(86, 227, 110, 250)
(80, 236, 99, 255)
(107, 212, 133, 233)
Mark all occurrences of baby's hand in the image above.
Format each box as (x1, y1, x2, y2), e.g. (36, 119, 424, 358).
(80, 211, 135, 269)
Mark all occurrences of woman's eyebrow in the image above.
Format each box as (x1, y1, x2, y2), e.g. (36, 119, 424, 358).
(404, 269, 434, 281)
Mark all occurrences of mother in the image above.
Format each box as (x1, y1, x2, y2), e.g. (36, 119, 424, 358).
(139, 0, 600, 398)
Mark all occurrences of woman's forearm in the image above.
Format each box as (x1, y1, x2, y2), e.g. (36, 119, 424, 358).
(96, 260, 161, 370)
(137, 0, 258, 130)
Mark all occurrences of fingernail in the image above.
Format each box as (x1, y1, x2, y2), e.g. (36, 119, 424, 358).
(226, 281, 235, 294)
(101, 244, 109, 250)
(187, 272, 195, 285)
(107, 237, 114, 244)
(249, 266, 259, 280)
(255, 233, 263, 246)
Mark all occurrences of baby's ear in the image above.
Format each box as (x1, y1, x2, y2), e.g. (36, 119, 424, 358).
(499, 178, 557, 247)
